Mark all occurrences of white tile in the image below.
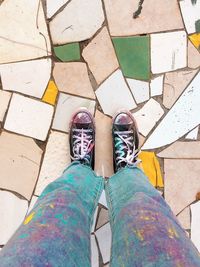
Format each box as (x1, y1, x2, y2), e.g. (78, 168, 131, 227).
(0, 190, 28, 245)
(27, 196, 38, 214)
(35, 131, 70, 195)
(95, 223, 111, 264)
(52, 93, 96, 133)
(98, 190, 108, 209)
(151, 31, 187, 74)
(50, 0, 104, 44)
(0, 58, 52, 98)
(185, 126, 199, 140)
(126, 79, 150, 104)
(0, 0, 51, 64)
(180, 0, 200, 34)
(150, 75, 164, 97)
(91, 207, 98, 233)
(143, 72, 200, 150)
(191, 201, 200, 252)
(96, 70, 137, 117)
(0, 90, 11, 122)
(4, 94, 54, 141)
(133, 98, 164, 137)
(91, 235, 99, 267)
(46, 0, 70, 18)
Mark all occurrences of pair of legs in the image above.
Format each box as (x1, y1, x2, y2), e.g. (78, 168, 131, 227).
(0, 109, 200, 266)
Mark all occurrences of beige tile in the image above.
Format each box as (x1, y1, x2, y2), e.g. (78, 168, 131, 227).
(177, 207, 191, 230)
(0, 132, 42, 200)
(91, 235, 99, 267)
(95, 223, 111, 264)
(53, 62, 95, 99)
(158, 141, 200, 159)
(27, 195, 38, 214)
(82, 27, 119, 85)
(96, 208, 109, 230)
(163, 69, 198, 109)
(0, 90, 11, 122)
(104, 0, 183, 36)
(46, 0, 70, 18)
(188, 40, 200, 69)
(99, 190, 108, 209)
(191, 201, 200, 252)
(164, 159, 200, 215)
(95, 110, 113, 177)
(185, 126, 199, 140)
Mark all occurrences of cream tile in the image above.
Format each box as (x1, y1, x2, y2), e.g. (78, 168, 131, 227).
(0, 58, 51, 98)
(91, 235, 99, 267)
(0, 0, 51, 64)
(95, 223, 111, 264)
(52, 93, 96, 133)
(188, 40, 200, 69)
(164, 159, 200, 215)
(163, 69, 198, 109)
(5, 94, 54, 141)
(53, 62, 95, 99)
(104, 0, 183, 36)
(177, 207, 191, 230)
(96, 208, 109, 230)
(151, 31, 187, 74)
(91, 207, 98, 233)
(158, 141, 200, 159)
(0, 190, 28, 245)
(96, 70, 137, 117)
(35, 131, 70, 196)
(82, 27, 119, 85)
(133, 98, 164, 137)
(126, 79, 150, 104)
(50, 0, 104, 44)
(95, 110, 113, 177)
(185, 126, 199, 140)
(46, 0, 70, 18)
(143, 72, 200, 150)
(150, 75, 164, 97)
(0, 90, 11, 122)
(191, 201, 200, 252)
(180, 0, 200, 34)
(27, 196, 38, 214)
(99, 190, 108, 209)
(0, 132, 42, 200)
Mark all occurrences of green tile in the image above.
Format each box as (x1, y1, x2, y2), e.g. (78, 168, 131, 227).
(112, 36, 150, 80)
(195, 20, 200, 33)
(54, 43, 80, 61)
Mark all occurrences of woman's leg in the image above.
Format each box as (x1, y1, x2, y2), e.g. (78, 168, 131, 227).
(105, 166, 200, 267)
(0, 162, 104, 267)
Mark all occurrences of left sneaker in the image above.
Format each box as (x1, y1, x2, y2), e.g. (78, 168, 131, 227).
(69, 108, 95, 169)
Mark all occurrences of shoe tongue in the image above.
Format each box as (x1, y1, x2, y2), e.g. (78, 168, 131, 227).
(75, 122, 89, 130)
(115, 123, 132, 131)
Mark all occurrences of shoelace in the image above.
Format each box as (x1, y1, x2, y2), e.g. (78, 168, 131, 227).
(71, 128, 94, 164)
(114, 130, 140, 168)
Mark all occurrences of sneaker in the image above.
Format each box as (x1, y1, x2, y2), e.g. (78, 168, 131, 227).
(112, 110, 140, 172)
(69, 108, 95, 169)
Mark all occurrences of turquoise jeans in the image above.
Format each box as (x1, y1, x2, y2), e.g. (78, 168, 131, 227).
(0, 162, 200, 266)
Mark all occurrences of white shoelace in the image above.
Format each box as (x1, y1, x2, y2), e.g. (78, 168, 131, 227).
(71, 128, 94, 164)
(114, 130, 140, 168)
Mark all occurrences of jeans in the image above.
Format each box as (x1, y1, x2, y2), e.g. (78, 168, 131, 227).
(0, 162, 200, 267)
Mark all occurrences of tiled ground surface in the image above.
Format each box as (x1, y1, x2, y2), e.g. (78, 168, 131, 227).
(0, 0, 200, 265)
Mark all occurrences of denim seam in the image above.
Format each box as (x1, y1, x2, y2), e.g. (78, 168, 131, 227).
(105, 180, 115, 227)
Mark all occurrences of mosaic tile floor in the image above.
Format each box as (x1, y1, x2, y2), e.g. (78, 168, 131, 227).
(0, 0, 200, 265)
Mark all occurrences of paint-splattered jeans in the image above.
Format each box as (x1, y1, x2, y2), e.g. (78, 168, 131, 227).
(0, 162, 200, 266)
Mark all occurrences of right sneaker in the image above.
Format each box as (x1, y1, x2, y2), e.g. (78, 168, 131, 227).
(112, 110, 140, 173)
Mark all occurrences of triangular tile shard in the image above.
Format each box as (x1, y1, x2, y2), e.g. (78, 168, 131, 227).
(143, 72, 200, 150)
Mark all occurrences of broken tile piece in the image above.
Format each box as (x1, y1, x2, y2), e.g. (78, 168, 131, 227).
(164, 159, 200, 215)
(82, 27, 119, 85)
(0, 190, 28, 245)
(0, 90, 11, 122)
(35, 131, 70, 196)
(42, 80, 58, 105)
(133, 98, 164, 137)
(91, 207, 98, 233)
(150, 75, 164, 97)
(91, 235, 99, 267)
(104, 0, 183, 36)
(143, 72, 200, 150)
(5, 94, 54, 141)
(54, 43, 80, 62)
(163, 69, 198, 109)
(188, 40, 200, 69)
(185, 126, 199, 140)
(191, 201, 200, 251)
(177, 207, 191, 230)
(50, 0, 104, 44)
(0, 132, 42, 200)
(53, 62, 95, 99)
(46, 0, 70, 18)
(95, 223, 111, 264)
(151, 31, 187, 74)
(189, 33, 200, 50)
(96, 70, 137, 117)
(27, 196, 38, 214)
(112, 36, 150, 80)
(95, 110, 113, 177)
(126, 79, 150, 104)
(138, 151, 164, 188)
(157, 141, 200, 159)
(52, 93, 96, 133)
(0, 58, 52, 98)
(99, 190, 108, 208)
(0, 0, 51, 64)
(96, 208, 109, 230)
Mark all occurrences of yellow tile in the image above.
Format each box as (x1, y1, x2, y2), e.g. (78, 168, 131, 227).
(189, 34, 200, 50)
(42, 80, 58, 105)
(138, 151, 164, 188)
